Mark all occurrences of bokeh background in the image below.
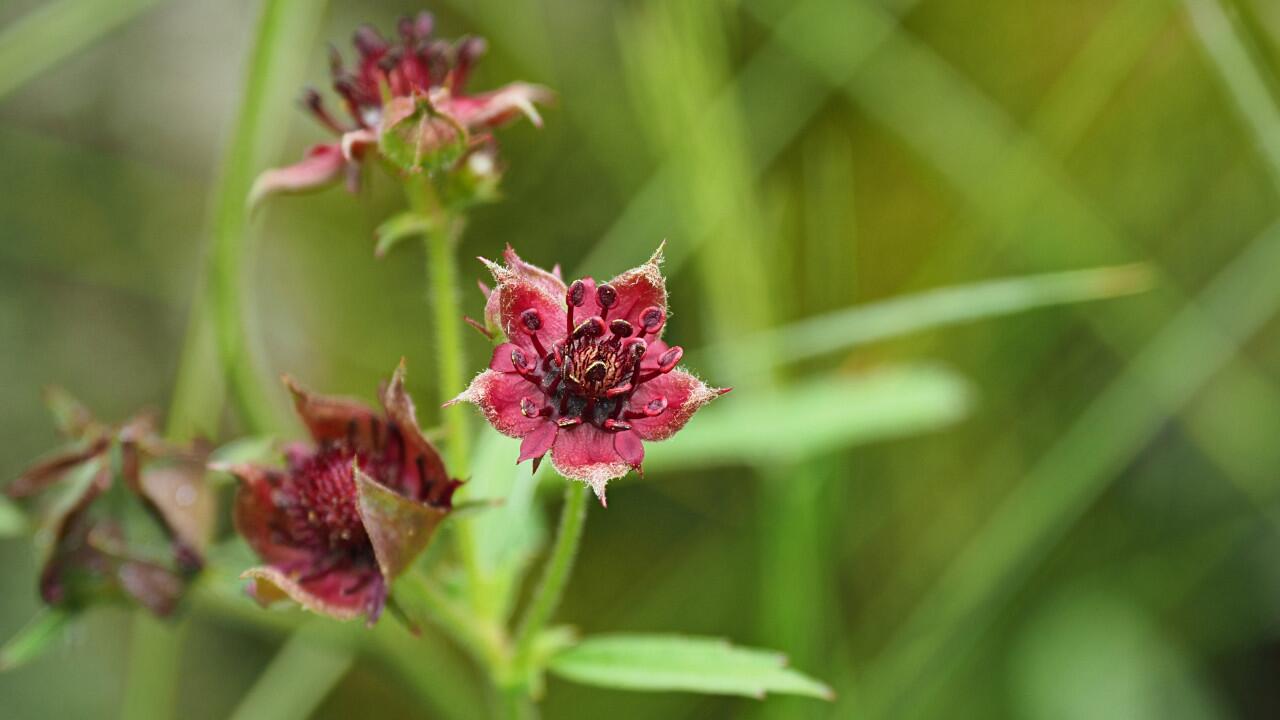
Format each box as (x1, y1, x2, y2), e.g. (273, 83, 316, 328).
(3, 0, 1280, 717)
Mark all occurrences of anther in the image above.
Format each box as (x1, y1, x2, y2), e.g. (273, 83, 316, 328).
(573, 317, 606, 339)
(520, 398, 539, 418)
(657, 346, 683, 373)
(640, 306, 665, 335)
(556, 416, 582, 428)
(567, 280, 587, 307)
(585, 361, 608, 384)
(602, 419, 632, 432)
(567, 280, 586, 328)
(510, 348, 529, 370)
(645, 397, 668, 416)
(596, 281, 616, 310)
(610, 319, 633, 337)
(520, 308, 542, 331)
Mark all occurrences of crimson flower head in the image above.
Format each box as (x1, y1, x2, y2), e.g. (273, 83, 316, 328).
(6, 389, 211, 617)
(451, 245, 728, 505)
(221, 362, 460, 624)
(250, 11, 552, 206)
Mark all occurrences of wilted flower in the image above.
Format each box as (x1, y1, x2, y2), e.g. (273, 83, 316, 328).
(451, 245, 728, 504)
(220, 362, 460, 624)
(6, 389, 211, 617)
(250, 11, 552, 206)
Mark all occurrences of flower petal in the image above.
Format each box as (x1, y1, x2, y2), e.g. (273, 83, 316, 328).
(138, 453, 215, 561)
(379, 360, 458, 505)
(443, 82, 555, 130)
(517, 421, 557, 464)
(480, 255, 567, 348)
(7, 437, 109, 498)
(629, 369, 727, 442)
(241, 565, 384, 623)
(549, 424, 630, 505)
(448, 370, 547, 438)
(227, 464, 310, 567)
(117, 561, 186, 617)
(353, 464, 448, 582)
(606, 243, 668, 331)
(283, 375, 382, 451)
(248, 143, 347, 209)
(489, 342, 523, 373)
(613, 430, 644, 471)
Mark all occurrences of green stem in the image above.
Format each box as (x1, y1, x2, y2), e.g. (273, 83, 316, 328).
(392, 568, 507, 671)
(404, 177, 483, 595)
(508, 483, 589, 692)
(407, 179, 472, 475)
(119, 613, 182, 720)
(227, 623, 355, 720)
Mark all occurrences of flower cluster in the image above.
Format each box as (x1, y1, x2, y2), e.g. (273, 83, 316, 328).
(250, 12, 552, 207)
(219, 362, 459, 623)
(6, 390, 210, 617)
(451, 245, 728, 504)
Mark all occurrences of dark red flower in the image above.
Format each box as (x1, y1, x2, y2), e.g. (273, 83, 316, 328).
(220, 362, 460, 624)
(451, 245, 728, 505)
(6, 389, 211, 617)
(250, 12, 552, 205)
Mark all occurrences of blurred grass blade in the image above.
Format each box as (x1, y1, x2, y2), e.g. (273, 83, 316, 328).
(713, 264, 1152, 366)
(0, 608, 70, 672)
(0, 0, 164, 101)
(549, 634, 833, 700)
(1185, 0, 1280, 187)
(851, 219, 1280, 718)
(0, 495, 27, 537)
(227, 623, 355, 720)
(646, 365, 971, 471)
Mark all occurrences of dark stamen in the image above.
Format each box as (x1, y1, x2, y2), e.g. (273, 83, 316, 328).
(596, 284, 617, 319)
(610, 319, 633, 337)
(640, 306, 665, 335)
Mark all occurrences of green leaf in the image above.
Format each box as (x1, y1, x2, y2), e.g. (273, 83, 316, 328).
(549, 634, 833, 700)
(646, 364, 971, 470)
(708, 263, 1152, 367)
(208, 435, 277, 467)
(0, 608, 71, 672)
(0, 495, 27, 537)
(373, 212, 433, 258)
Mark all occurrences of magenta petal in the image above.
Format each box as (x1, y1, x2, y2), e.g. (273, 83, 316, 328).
(443, 82, 554, 130)
(248, 143, 346, 208)
(480, 256, 568, 348)
(518, 421, 557, 464)
(243, 564, 384, 623)
(613, 430, 644, 471)
(549, 424, 631, 504)
(606, 244, 667, 331)
(450, 370, 547, 438)
(489, 342, 523, 372)
(629, 369, 726, 442)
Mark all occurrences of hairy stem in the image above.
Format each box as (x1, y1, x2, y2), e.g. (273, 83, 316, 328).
(508, 482, 589, 694)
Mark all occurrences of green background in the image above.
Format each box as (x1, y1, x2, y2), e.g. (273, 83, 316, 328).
(2, 0, 1279, 717)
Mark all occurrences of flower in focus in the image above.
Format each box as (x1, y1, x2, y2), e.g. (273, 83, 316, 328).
(5, 389, 212, 617)
(250, 11, 553, 206)
(220, 362, 460, 624)
(451, 244, 729, 505)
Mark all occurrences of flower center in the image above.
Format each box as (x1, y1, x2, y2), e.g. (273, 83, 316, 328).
(509, 280, 683, 433)
(278, 447, 369, 553)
